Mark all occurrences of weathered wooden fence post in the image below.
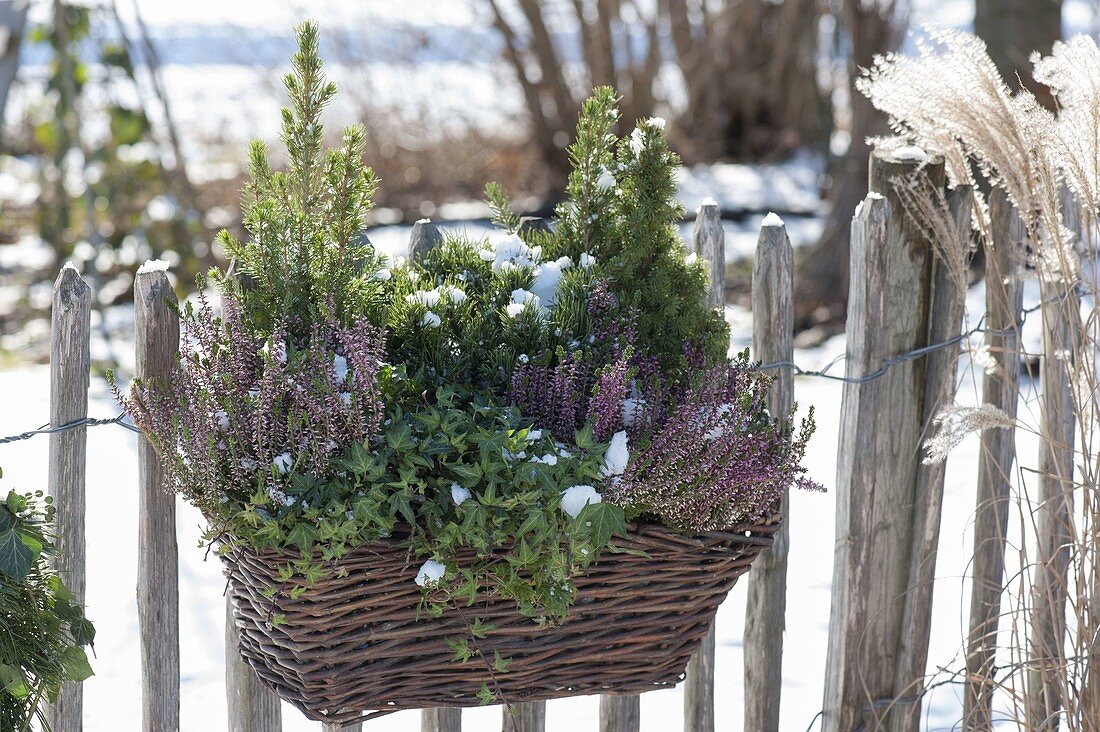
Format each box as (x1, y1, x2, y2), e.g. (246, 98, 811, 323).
(600, 696, 640, 732)
(422, 708, 462, 732)
(500, 212, 550, 732)
(1026, 191, 1081, 731)
(226, 598, 282, 732)
(135, 265, 180, 732)
(963, 189, 1026, 729)
(321, 722, 361, 731)
(823, 146, 946, 732)
(743, 214, 794, 732)
(891, 184, 972, 732)
(406, 220, 466, 732)
(409, 219, 444, 261)
(681, 199, 724, 732)
(44, 264, 91, 732)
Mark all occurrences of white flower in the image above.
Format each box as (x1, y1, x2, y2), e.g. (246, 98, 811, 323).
(621, 398, 646, 428)
(415, 559, 447, 587)
(518, 353, 529, 364)
(213, 410, 230, 430)
(531, 453, 558, 466)
(602, 431, 629, 476)
(339, 392, 352, 407)
(406, 289, 442, 307)
(630, 127, 646, 155)
(333, 354, 349, 383)
(239, 457, 259, 472)
(479, 249, 495, 261)
(373, 268, 392, 281)
(560, 485, 602, 518)
(685, 252, 698, 266)
(526, 429, 543, 441)
(580, 252, 596, 269)
(645, 116, 666, 130)
(450, 484, 471, 506)
(596, 167, 615, 191)
(506, 303, 526, 318)
(272, 452, 293, 474)
(422, 311, 441, 328)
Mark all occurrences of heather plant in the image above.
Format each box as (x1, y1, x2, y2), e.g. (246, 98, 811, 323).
(606, 353, 820, 531)
(0, 470, 95, 732)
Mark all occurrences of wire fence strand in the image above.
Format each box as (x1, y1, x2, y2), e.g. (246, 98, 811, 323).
(0, 293, 1065, 448)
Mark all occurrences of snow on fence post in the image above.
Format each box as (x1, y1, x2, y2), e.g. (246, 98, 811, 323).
(226, 598, 282, 731)
(742, 213, 793, 732)
(135, 264, 181, 732)
(44, 264, 92, 732)
(891, 184, 973, 732)
(823, 147, 945, 732)
(409, 218, 465, 732)
(963, 189, 1026, 729)
(1026, 189, 1081, 732)
(682, 198, 724, 732)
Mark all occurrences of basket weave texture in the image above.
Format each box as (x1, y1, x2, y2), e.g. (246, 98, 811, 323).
(223, 520, 777, 725)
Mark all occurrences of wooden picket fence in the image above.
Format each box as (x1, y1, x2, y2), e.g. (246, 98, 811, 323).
(30, 143, 1077, 731)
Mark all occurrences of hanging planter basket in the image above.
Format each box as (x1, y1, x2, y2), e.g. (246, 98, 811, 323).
(223, 518, 778, 725)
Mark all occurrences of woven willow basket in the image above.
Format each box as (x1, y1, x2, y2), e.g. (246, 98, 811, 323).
(223, 520, 777, 725)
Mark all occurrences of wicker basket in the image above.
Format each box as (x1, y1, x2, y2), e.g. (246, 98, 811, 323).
(223, 520, 777, 725)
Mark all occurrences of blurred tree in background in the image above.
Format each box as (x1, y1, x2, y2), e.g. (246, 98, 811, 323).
(25, 1, 209, 292)
(485, 0, 828, 187)
(797, 0, 906, 330)
(975, 0, 1062, 108)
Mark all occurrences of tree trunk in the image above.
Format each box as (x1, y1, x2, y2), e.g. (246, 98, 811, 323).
(975, 0, 1062, 108)
(795, 0, 907, 331)
(0, 0, 28, 130)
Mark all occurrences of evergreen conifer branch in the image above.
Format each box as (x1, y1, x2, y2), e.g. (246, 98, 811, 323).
(211, 20, 385, 340)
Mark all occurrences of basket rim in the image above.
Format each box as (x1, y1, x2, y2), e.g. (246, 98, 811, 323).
(218, 513, 782, 564)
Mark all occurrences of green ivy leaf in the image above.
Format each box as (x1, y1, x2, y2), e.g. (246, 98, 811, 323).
(476, 682, 496, 705)
(69, 616, 97, 647)
(59, 647, 94, 683)
(492, 649, 512, 674)
(0, 527, 36, 581)
(577, 502, 627, 548)
(0, 662, 29, 699)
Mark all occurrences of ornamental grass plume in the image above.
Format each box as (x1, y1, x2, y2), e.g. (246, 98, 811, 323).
(115, 291, 386, 515)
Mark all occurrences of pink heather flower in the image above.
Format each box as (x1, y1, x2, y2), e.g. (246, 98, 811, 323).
(117, 292, 387, 515)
